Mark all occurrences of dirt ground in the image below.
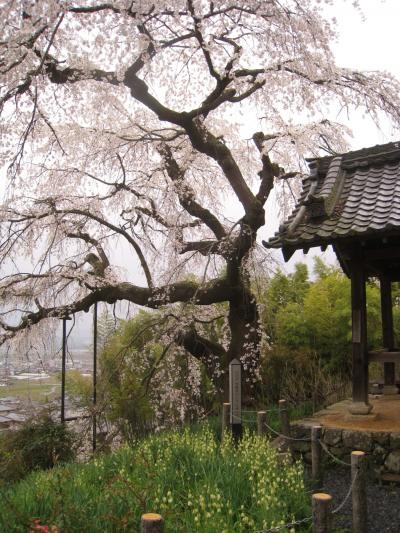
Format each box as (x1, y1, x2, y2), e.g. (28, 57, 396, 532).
(309, 395, 400, 432)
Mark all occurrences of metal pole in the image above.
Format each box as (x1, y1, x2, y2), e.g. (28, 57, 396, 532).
(93, 302, 98, 453)
(61, 317, 67, 423)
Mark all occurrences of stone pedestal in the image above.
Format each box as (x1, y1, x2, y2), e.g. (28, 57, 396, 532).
(345, 412, 378, 422)
(348, 402, 373, 415)
(382, 385, 399, 395)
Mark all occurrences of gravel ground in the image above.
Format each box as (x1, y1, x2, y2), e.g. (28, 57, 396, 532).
(320, 466, 400, 532)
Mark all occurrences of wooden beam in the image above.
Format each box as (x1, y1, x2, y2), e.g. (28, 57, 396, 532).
(369, 351, 400, 363)
(365, 247, 400, 261)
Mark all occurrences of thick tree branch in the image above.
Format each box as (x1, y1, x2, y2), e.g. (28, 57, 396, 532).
(179, 240, 221, 256)
(176, 325, 226, 378)
(158, 144, 226, 239)
(0, 276, 230, 345)
(252, 132, 280, 204)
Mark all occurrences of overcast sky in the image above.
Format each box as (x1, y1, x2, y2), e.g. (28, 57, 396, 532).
(264, 0, 400, 270)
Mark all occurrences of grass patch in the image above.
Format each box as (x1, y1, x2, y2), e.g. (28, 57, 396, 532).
(0, 427, 310, 532)
(0, 376, 60, 402)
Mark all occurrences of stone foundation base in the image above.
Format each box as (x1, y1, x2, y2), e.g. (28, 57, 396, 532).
(382, 385, 399, 395)
(344, 412, 379, 422)
(348, 402, 373, 415)
(291, 423, 400, 477)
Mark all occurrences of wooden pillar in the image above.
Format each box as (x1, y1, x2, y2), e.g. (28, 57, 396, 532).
(349, 259, 371, 414)
(380, 276, 397, 392)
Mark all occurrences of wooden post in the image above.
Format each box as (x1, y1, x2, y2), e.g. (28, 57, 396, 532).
(312, 493, 332, 533)
(311, 425, 323, 489)
(380, 277, 397, 393)
(229, 359, 242, 441)
(141, 513, 164, 533)
(257, 410, 267, 436)
(349, 258, 371, 414)
(351, 451, 367, 533)
(279, 399, 293, 456)
(222, 402, 230, 440)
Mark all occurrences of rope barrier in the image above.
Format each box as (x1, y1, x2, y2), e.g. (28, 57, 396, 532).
(238, 416, 257, 423)
(263, 421, 310, 442)
(241, 408, 279, 414)
(332, 469, 358, 515)
(318, 439, 351, 467)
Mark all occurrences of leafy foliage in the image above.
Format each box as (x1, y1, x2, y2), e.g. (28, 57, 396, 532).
(258, 258, 393, 405)
(263, 259, 386, 371)
(0, 410, 78, 483)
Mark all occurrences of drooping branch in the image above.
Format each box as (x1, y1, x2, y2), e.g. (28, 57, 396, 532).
(4, 204, 154, 289)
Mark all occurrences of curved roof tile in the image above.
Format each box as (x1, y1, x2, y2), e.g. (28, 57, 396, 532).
(264, 141, 400, 258)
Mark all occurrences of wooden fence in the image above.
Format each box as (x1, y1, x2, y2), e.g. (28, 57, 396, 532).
(141, 399, 369, 533)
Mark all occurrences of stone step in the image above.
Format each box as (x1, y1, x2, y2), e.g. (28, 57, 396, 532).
(378, 472, 400, 485)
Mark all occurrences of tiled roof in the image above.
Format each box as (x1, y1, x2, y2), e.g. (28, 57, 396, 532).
(264, 141, 400, 260)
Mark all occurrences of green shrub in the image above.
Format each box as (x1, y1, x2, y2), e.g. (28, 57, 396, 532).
(0, 409, 78, 483)
(259, 346, 350, 409)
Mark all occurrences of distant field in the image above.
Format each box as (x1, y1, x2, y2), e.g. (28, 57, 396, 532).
(0, 376, 60, 402)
